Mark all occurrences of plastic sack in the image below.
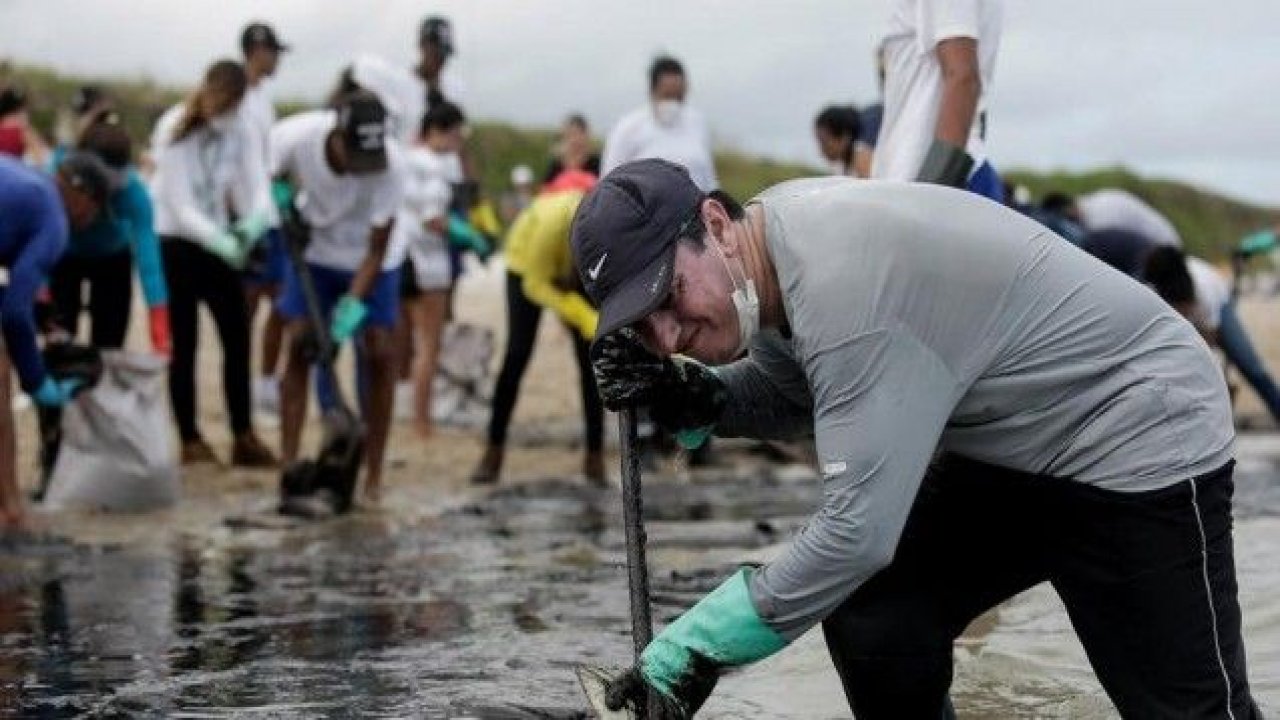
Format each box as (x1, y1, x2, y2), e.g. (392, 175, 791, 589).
(44, 351, 179, 512)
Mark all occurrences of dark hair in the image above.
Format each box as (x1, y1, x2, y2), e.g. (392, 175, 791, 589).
(1142, 246, 1195, 306)
(814, 104, 861, 167)
(173, 59, 247, 143)
(78, 119, 132, 170)
(327, 66, 361, 108)
(1040, 192, 1076, 215)
(677, 190, 746, 250)
(814, 105, 860, 140)
(420, 100, 465, 135)
(564, 113, 588, 132)
(649, 56, 685, 91)
(0, 85, 26, 117)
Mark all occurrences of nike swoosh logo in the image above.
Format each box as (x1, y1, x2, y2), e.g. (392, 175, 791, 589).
(587, 253, 608, 281)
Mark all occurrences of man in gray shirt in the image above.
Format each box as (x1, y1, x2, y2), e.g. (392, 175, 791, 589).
(571, 159, 1258, 718)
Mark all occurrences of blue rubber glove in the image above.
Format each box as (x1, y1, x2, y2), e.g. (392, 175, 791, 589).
(233, 211, 273, 247)
(446, 215, 493, 262)
(1239, 229, 1278, 257)
(329, 295, 368, 345)
(32, 376, 84, 408)
(603, 568, 787, 717)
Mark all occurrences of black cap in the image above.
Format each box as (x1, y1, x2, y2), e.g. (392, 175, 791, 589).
(419, 16, 455, 55)
(335, 91, 388, 173)
(59, 150, 123, 206)
(241, 22, 289, 53)
(570, 159, 704, 338)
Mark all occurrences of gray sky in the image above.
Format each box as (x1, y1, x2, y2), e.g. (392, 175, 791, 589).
(3, 0, 1277, 206)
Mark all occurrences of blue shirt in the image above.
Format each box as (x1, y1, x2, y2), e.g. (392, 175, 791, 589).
(0, 155, 67, 390)
(50, 147, 168, 307)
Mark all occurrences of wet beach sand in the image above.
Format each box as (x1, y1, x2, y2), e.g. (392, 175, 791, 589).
(2, 261, 1278, 718)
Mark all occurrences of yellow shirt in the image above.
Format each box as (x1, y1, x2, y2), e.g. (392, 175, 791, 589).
(504, 190, 598, 339)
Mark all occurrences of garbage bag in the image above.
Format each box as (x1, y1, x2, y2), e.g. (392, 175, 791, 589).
(43, 351, 179, 512)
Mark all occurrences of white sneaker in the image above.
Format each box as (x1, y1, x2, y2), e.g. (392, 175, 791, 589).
(254, 376, 280, 415)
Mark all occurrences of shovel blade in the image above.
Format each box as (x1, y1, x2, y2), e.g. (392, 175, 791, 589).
(576, 665, 637, 719)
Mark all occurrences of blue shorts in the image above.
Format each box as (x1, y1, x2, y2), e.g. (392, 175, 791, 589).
(966, 160, 1006, 204)
(277, 262, 401, 330)
(244, 228, 290, 287)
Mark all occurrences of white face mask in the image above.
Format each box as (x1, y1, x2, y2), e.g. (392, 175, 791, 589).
(710, 234, 759, 358)
(653, 99, 683, 127)
(207, 113, 237, 134)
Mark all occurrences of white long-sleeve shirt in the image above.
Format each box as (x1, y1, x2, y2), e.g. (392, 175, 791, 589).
(149, 104, 272, 247)
(601, 104, 718, 191)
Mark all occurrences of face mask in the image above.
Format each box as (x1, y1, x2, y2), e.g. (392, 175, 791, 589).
(828, 159, 848, 176)
(207, 113, 237, 134)
(709, 232, 759, 357)
(653, 99, 683, 127)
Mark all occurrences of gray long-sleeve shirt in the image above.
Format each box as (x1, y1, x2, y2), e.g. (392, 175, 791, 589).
(719, 178, 1234, 640)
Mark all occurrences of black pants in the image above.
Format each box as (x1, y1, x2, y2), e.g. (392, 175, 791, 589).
(162, 238, 252, 442)
(822, 455, 1259, 719)
(487, 272, 603, 451)
(49, 250, 133, 349)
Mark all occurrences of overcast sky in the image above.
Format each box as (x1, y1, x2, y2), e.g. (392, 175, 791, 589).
(3, 0, 1277, 206)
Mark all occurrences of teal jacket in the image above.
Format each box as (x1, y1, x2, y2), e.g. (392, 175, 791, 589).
(49, 147, 168, 307)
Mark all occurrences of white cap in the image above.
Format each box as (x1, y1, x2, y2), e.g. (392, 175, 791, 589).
(511, 164, 534, 187)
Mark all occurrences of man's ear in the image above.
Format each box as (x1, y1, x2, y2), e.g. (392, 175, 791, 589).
(701, 198, 737, 257)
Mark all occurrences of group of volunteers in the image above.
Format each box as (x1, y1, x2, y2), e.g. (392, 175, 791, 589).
(0, 0, 1274, 716)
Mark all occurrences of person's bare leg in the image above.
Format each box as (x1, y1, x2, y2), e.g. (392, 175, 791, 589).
(395, 301, 415, 381)
(412, 290, 450, 439)
(361, 327, 396, 502)
(260, 301, 285, 379)
(280, 320, 312, 464)
(0, 352, 25, 530)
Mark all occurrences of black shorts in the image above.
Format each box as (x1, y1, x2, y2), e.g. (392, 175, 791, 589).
(821, 455, 1261, 719)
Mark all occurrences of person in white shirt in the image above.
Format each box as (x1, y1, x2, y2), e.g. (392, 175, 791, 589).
(272, 91, 404, 503)
(385, 102, 468, 438)
(1141, 246, 1280, 424)
(601, 56, 718, 192)
(151, 58, 277, 468)
(238, 21, 291, 414)
(1069, 188, 1183, 248)
(345, 17, 465, 148)
(872, 0, 1005, 202)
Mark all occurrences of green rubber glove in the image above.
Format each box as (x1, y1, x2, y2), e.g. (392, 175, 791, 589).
(604, 568, 787, 717)
(1239, 229, 1278, 257)
(32, 376, 84, 408)
(329, 295, 368, 345)
(447, 215, 493, 262)
(233, 211, 273, 247)
(271, 179, 295, 215)
(206, 231, 248, 269)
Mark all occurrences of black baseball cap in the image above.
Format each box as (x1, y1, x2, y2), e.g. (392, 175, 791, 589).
(419, 16, 455, 55)
(335, 91, 388, 173)
(241, 22, 289, 53)
(570, 159, 704, 338)
(59, 150, 123, 206)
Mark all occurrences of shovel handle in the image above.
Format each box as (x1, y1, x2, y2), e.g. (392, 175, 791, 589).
(617, 408, 659, 719)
